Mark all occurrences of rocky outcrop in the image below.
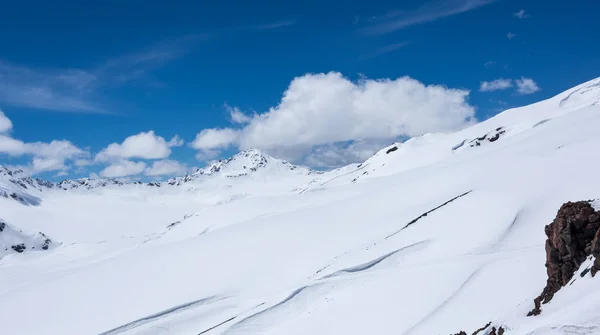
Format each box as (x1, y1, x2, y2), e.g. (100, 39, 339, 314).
(528, 201, 600, 316)
(452, 322, 505, 335)
(591, 228, 600, 276)
(0, 217, 56, 258)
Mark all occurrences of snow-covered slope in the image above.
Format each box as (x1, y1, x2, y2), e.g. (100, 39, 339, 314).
(0, 217, 56, 257)
(0, 77, 600, 335)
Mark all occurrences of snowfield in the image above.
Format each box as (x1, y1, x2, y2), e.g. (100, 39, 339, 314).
(1, 77, 600, 334)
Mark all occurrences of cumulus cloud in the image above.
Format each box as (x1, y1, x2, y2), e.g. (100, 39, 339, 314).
(304, 139, 394, 168)
(145, 159, 187, 176)
(0, 111, 88, 174)
(0, 135, 26, 156)
(515, 77, 541, 95)
(227, 105, 252, 124)
(191, 128, 240, 152)
(99, 160, 146, 177)
(26, 140, 86, 159)
(513, 9, 529, 19)
(479, 79, 513, 92)
(96, 131, 182, 161)
(167, 135, 184, 147)
(0, 110, 13, 134)
(192, 72, 476, 163)
(31, 157, 67, 173)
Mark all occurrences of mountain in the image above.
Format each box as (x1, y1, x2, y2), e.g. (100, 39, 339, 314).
(166, 148, 319, 186)
(0, 148, 321, 205)
(0, 77, 600, 335)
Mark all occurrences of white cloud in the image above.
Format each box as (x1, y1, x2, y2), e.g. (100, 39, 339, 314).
(54, 170, 69, 177)
(0, 135, 26, 156)
(243, 20, 297, 30)
(0, 110, 13, 134)
(192, 72, 476, 163)
(304, 139, 393, 168)
(227, 104, 252, 124)
(191, 128, 240, 150)
(31, 157, 67, 173)
(96, 131, 181, 161)
(167, 135, 184, 147)
(194, 149, 220, 161)
(0, 111, 88, 174)
(360, 0, 497, 35)
(99, 160, 146, 177)
(513, 9, 529, 19)
(507, 32, 516, 39)
(145, 159, 187, 176)
(515, 77, 541, 95)
(74, 159, 92, 167)
(26, 140, 86, 159)
(479, 79, 513, 92)
(484, 61, 496, 68)
(359, 42, 411, 60)
(0, 37, 204, 113)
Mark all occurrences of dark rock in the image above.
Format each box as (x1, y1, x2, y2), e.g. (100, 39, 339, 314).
(529, 201, 600, 316)
(591, 228, 600, 276)
(386, 146, 398, 154)
(11, 243, 26, 253)
(472, 322, 491, 334)
(451, 322, 505, 335)
(0, 221, 5, 232)
(488, 133, 500, 142)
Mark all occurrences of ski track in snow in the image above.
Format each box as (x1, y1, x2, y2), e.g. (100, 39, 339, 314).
(314, 191, 471, 278)
(404, 267, 483, 335)
(318, 240, 430, 280)
(223, 284, 328, 334)
(97, 295, 226, 335)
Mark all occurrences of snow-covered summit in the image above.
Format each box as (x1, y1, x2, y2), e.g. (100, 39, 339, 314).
(167, 148, 319, 186)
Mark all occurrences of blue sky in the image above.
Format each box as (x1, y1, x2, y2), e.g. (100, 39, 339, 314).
(0, 0, 598, 180)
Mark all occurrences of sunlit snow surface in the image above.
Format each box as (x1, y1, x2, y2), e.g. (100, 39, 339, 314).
(1, 78, 600, 334)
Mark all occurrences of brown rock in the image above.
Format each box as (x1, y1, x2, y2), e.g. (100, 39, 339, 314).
(529, 201, 600, 316)
(591, 228, 600, 276)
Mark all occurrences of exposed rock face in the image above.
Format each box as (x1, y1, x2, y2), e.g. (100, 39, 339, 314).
(529, 201, 600, 316)
(452, 322, 505, 335)
(0, 217, 56, 258)
(591, 228, 600, 276)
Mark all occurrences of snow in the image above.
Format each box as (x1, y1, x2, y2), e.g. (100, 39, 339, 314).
(0, 217, 56, 258)
(0, 77, 600, 334)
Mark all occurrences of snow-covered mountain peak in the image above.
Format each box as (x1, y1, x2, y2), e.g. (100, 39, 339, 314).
(169, 148, 318, 186)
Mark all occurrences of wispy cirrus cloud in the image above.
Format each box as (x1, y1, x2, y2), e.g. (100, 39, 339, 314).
(240, 20, 297, 31)
(513, 9, 529, 19)
(0, 34, 206, 113)
(359, 42, 411, 60)
(359, 0, 497, 35)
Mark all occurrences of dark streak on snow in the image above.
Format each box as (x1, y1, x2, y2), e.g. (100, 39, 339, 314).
(319, 240, 429, 280)
(497, 211, 520, 244)
(404, 268, 482, 335)
(98, 295, 226, 335)
(385, 191, 473, 239)
(227, 286, 323, 332)
(197, 316, 237, 335)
